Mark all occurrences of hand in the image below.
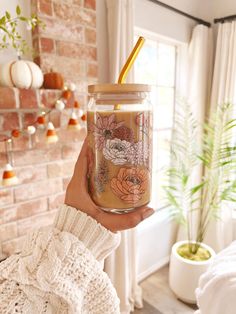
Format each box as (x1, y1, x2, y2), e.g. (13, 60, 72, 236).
(65, 138, 154, 232)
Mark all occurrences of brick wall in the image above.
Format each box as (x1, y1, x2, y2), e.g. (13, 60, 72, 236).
(0, 0, 97, 258)
(32, 0, 97, 108)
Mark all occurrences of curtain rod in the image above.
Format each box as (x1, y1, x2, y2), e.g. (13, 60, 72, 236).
(214, 14, 236, 24)
(147, 0, 211, 27)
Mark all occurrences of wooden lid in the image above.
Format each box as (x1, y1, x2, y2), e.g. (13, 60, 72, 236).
(88, 83, 151, 94)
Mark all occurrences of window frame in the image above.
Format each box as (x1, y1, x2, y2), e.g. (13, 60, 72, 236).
(134, 27, 185, 211)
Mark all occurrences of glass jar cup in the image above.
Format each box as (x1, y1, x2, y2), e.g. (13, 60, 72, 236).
(87, 83, 153, 213)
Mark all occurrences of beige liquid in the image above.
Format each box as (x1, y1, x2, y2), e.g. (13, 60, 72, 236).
(87, 110, 152, 211)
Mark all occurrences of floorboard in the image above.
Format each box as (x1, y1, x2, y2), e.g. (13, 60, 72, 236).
(133, 266, 198, 314)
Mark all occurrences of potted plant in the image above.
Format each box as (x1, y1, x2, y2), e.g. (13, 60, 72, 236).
(164, 102, 236, 303)
(0, 5, 44, 89)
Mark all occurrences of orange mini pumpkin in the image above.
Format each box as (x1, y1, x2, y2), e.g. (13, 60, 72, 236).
(43, 71, 64, 90)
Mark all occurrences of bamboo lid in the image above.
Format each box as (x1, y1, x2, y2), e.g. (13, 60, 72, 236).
(88, 83, 151, 94)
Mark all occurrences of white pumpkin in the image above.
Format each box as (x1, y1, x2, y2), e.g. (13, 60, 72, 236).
(0, 60, 43, 89)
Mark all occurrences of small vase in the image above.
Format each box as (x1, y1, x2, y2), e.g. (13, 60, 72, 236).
(169, 240, 216, 304)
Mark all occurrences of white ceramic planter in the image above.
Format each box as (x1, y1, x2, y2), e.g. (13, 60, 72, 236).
(169, 241, 216, 304)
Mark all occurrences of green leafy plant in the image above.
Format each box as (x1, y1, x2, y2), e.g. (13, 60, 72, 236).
(0, 5, 43, 55)
(164, 102, 236, 257)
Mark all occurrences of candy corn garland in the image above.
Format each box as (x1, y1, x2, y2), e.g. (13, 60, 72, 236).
(46, 122, 58, 143)
(67, 112, 81, 130)
(2, 164, 18, 186)
(0, 83, 85, 187)
(37, 114, 46, 129)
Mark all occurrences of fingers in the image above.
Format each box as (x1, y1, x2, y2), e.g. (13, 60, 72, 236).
(69, 137, 154, 232)
(95, 206, 155, 232)
(72, 137, 88, 185)
(66, 137, 98, 211)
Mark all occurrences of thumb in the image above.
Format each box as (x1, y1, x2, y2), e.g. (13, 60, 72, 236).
(72, 137, 89, 186)
(96, 206, 155, 232)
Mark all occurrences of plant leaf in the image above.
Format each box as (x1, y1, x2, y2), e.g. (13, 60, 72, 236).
(191, 182, 206, 195)
(16, 5, 21, 15)
(5, 11, 11, 20)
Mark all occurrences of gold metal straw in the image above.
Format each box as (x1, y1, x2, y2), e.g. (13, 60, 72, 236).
(114, 36, 145, 110)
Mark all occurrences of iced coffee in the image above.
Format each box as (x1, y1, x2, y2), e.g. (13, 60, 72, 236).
(87, 84, 152, 213)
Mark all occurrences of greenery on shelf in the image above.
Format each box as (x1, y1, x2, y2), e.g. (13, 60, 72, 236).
(0, 5, 43, 55)
(164, 102, 236, 256)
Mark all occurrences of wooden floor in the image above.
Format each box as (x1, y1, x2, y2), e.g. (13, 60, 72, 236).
(133, 266, 198, 314)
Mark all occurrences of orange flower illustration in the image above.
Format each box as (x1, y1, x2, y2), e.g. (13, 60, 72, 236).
(110, 167, 149, 204)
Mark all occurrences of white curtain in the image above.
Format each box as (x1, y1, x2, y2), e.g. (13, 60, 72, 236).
(204, 22, 236, 252)
(106, 0, 134, 83)
(210, 22, 236, 109)
(177, 24, 214, 242)
(186, 24, 213, 124)
(104, 1, 142, 313)
(178, 23, 235, 253)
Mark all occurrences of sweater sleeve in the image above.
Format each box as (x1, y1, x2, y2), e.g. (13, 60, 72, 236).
(53, 204, 121, 261)
(0, 204, 121, 314)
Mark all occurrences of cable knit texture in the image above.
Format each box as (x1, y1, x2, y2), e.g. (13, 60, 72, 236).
(0, 204, 121, 314)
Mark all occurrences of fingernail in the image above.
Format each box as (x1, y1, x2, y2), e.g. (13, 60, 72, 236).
(142, 208, 154, 219)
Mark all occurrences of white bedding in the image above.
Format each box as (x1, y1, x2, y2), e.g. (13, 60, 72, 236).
(195, 240, 236, 314)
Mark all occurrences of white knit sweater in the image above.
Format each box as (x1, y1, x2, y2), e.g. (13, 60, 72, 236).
(0, 204, 121, 314)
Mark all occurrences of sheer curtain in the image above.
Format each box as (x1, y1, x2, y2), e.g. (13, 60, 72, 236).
(177, 23, 235, 252)
(211, 22, 236, 109)
(177, 24, 213, 242)
(104, 0, 143, 313)
(186, 24, 213, 124)
(204, 21, 236, 252)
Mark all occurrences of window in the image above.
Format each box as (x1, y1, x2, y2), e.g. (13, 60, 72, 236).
(134, 30, 178, 210)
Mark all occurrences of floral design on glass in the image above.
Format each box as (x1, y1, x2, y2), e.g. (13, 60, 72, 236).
(129, 141, 149, 166)
(110, 167, 149, 204)
(112, 125, 134, 142)
(103, 138, 132, 165)
(103, 138, 149, 166)
(94, 158, 109, 193)
(90, 113, 124, 150)
(135, 112, 150, 136)
(135, 112, 149, 127)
